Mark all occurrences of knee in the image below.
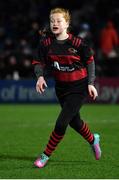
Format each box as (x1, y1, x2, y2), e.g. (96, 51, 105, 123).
(69, 118, 84, 131)
(54, 120, 68, 135)
(69, 120, 75, 129)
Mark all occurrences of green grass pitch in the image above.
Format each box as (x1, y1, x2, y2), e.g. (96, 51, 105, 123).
(0, 104, 119, 179)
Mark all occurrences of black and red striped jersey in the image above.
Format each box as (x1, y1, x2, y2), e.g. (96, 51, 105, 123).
(32, 33, 95, 83)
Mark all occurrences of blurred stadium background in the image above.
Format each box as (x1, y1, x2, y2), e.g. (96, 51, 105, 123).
(0, 0, 119, 179)
(0, 0, 119, 103)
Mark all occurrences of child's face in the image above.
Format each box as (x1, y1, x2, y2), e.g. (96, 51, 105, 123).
(50, 13, 69, 35)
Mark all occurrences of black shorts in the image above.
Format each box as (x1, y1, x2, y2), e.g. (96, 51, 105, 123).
(55, 77, 88, 100)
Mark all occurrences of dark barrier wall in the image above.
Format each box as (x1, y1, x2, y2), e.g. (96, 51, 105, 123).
(95, 78, 119, 104)
(0, 78, 119, 104)
(0, 79, 57, 103)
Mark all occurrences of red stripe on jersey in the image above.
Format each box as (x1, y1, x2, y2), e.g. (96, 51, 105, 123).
(75, 38, 79, 47)
(48, 37, 51, 45)
(32, 60, 40, 65)
(43, 39, 47, 46)
(46, 39, 48, 46)
(53, 68, 87, 82)
(76, 39, 81, 47)
(43, 37, 52, 46)
(72, 37, 76, 46)
(72, 37, 82, 48)
(68, 33, 73, 40)
(32, 60, 45, 68)
(86, 55, 94, 64)
(48, 55, 80, 64)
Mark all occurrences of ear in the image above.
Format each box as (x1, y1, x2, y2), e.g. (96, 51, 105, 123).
(66, 22, 69, 28)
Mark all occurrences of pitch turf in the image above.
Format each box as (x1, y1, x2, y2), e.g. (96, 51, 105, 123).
(0, 104, 119, 179)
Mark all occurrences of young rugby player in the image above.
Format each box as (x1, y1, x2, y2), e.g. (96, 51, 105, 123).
(33, 8, 101, 168)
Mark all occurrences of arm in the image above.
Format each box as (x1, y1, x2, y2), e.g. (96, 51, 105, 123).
(80, 39, 98, 100)
(87, 60, 98, 100)
(32, 42, 48, 94)
(34, 64, 47, 94)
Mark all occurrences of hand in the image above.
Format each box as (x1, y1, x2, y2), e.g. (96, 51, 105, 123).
(88, 85, 98, 100)
(36, 76, 47, 94)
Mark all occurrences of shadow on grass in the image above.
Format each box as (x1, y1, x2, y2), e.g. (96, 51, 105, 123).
(0, 154, 96, 167)
(0, 154, 88, 161)
(50, 159, 93, 166)
(0, 154, 35, 161)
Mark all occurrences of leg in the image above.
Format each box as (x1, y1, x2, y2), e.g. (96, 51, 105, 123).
(69, 113, 94, 144)
(54, 93, 85, 135)
(58, 92, 101, 160)
(34, 93, 83, 168)
(69, 113, 101, 160)
(44, 93, 84, 157)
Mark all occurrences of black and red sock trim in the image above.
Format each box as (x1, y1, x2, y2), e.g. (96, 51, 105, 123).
(44, 130, 64, 156)
(79, 122, 94, 144)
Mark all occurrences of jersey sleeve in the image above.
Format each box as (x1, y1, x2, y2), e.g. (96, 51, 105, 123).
(32, 40, 46, 78)
(80, 39, 96, 85)
(80, 39, 95, 65)
(87, 61, 96, 85)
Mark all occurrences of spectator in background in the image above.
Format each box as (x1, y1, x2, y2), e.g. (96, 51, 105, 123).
(100, 20, 118, 58)
(78, 22, 93, 47)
